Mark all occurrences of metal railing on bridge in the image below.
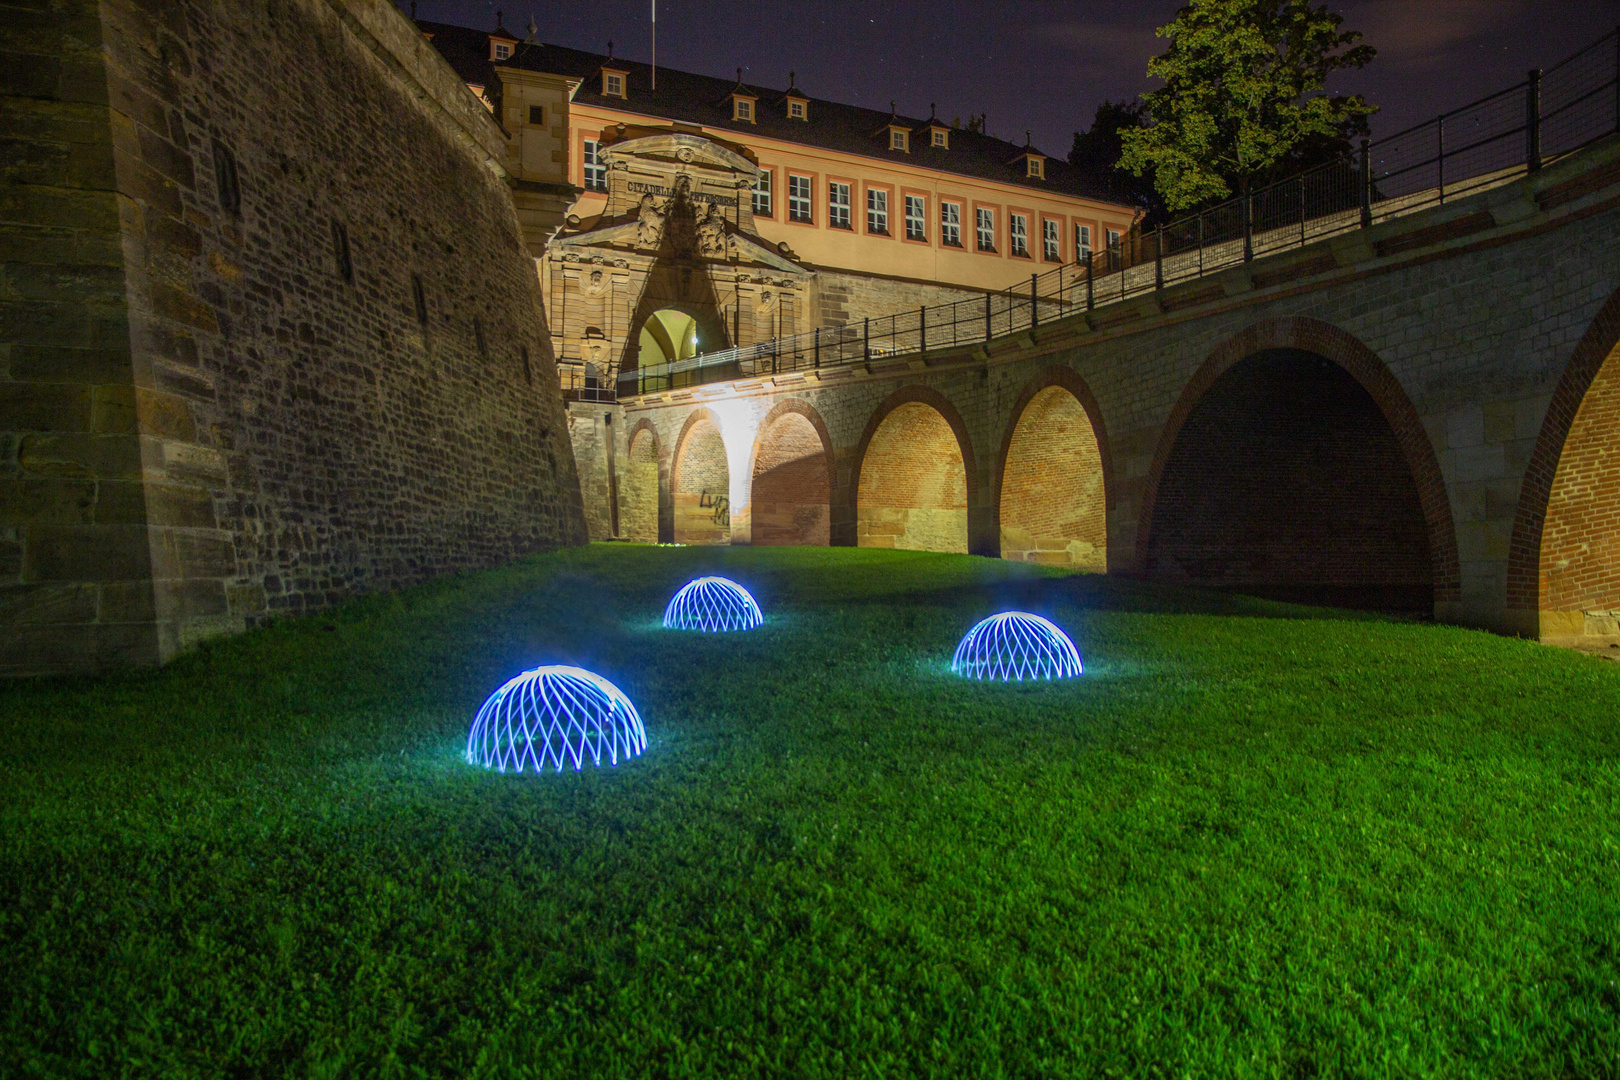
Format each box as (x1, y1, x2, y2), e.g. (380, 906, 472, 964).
(616, 26, 1619, 399)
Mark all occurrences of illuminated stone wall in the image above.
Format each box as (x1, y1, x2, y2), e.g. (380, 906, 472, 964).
(999, 386, 1106, 569)
(1, 0, 586, 675)
(856, 402, 968, 553)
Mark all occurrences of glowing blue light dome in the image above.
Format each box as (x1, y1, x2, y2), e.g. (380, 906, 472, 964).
(466, 665, 647, 773)
(663, 576, 763, 632)
(952, 612, 1083, 681)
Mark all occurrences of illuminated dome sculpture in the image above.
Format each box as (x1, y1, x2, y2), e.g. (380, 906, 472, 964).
(662, 576, 764, 632)
(466, 665, 647, 773)
(951, 612, 1083, 681)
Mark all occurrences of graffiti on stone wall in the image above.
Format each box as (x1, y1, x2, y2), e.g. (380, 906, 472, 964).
(700, 490, 730, 526)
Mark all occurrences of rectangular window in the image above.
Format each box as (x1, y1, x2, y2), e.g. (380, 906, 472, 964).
(331, 219, 352, 283)
(931, 128, 948, 148)
(829, 182, 851, 229)
(1026, 157, 1044, 178)
(604, 72, 624, 97)
(890, 129, 908, 152)
(528, 105, 544, 125)
(788, 99, 806, 120)
(1075, 224, 1092, 262)
(905, 195, 926, 241)
(211, 138, 240, 215)
(788, 174, 812, 221)
(735, 98, 753, 122)
(493, 42, 512, 61)
(411, 273, 427, 325)
(866, 188, 888, 234)
(1043, 219, 1060, 261)
(1010, 213, 1029, 257)
(583, 140, 606, 192)
(976, 207, 995, 252)
(941, 202, 961, 247)
(752, 169, 773, 217)
(1107, 228, 1122, 251)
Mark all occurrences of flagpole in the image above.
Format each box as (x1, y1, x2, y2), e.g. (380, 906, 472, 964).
(651, 0, 657, 91)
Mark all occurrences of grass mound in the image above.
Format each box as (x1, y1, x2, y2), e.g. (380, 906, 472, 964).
(2, 545, 1617, 1077)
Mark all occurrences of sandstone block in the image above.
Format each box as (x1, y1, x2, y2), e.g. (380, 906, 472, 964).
(17, 432, 141, 479)
(0, 477, 95, 525)
(24, 522, 150, 582)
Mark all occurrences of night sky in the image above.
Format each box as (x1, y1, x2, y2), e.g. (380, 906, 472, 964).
(409, 0, 1619, 156)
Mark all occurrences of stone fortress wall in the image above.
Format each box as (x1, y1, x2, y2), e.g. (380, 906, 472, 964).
(1, 0, 587, 676)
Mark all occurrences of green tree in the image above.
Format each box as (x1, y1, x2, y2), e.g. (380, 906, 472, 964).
(1069, 100, 1167, 224)
(1119, 0, 1376, 213)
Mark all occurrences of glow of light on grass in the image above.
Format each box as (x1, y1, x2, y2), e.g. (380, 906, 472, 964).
(951, 612, 1082, 681)
(466, 665, 646, 772)
(662, 576, 764, 632)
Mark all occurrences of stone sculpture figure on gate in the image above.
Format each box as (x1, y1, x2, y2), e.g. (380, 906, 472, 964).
(636, 193, 665, 248)
(697, 202, 727, 259)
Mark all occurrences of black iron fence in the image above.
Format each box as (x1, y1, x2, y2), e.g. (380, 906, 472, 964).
(558, 361, 616, 403)
(616, 26, 1619, 399)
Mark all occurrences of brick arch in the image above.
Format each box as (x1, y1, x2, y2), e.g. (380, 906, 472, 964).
(1508, 285, 1620, 625)
(670, 407, 731, 545)
(1137, 316, 1460, 607)
(748, 399, 833, 546)
(848, 384, 977, 554)
(995, 366, 1113, 571)
(623, 418, 663, 543)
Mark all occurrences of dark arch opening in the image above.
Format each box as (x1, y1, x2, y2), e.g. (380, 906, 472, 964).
(1145, 348, 1433, 612)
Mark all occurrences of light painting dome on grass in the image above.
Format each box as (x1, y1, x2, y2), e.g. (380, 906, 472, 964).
(952, 612, 1083, 681)
(466, 665, 646, 773)
(663, 576, 764, 632)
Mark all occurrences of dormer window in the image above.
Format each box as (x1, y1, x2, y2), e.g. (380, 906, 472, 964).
(602, 69, 627, 98)
(787, 98, 807, 120)
(931, 127, 949, 149)
(491, 40, 513, 61)
(1026, 156, 1045, 179)
(889, 127, 909, 153)
(733, 95, 757, 123)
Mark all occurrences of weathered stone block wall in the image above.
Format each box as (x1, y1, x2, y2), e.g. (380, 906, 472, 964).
(751, 410, 829, 546)
(672, 418, 729, 544)
(999, 385, 1105, 569)
(621, 421, 661, 542)
(814, 269, 985, 332)
(2, 0, 586, 675)
(855, 401, 968, 552)
(566, 401, 623, 540)
(1536, 336, 1620, 637)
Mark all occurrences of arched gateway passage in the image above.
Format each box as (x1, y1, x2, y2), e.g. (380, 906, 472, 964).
(1145, 347, 1434, 612)
(857, 399, 969, 553)
(751, 404, 831, 546)
(999, 381, 1107, 570)
(672, 412, 731, 545)
(638, 308, 700, 369)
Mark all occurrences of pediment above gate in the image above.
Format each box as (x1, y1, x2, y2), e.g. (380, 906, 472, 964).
(600, 130, 758, 176)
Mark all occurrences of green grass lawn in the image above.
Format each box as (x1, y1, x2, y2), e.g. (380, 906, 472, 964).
(2, 545, 1618, 1078)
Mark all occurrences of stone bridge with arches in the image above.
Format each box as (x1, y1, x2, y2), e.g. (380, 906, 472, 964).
(600, 138, 1620, 643)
